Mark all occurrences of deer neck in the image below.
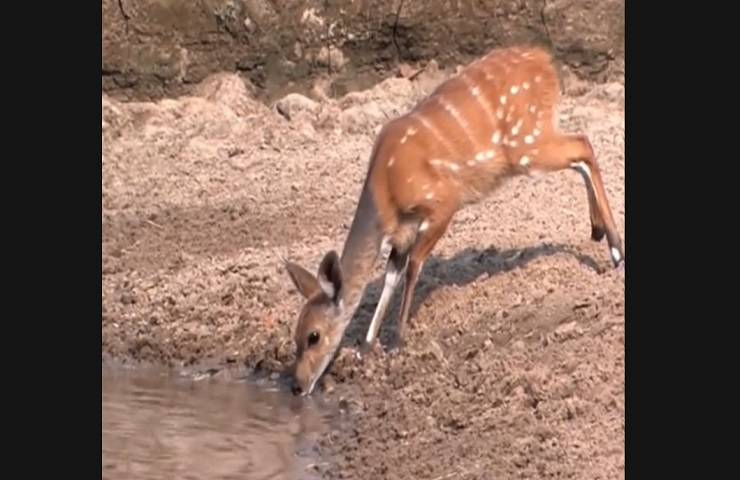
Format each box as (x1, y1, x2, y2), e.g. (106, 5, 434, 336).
(338, 180, 384, 313)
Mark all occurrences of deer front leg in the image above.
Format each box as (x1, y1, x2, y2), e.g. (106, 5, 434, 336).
(364, 247, 408, 349)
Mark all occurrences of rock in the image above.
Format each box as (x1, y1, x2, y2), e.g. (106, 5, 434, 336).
(191, 73, 264, 117)
(275, 93, 319, 121)
(339, 102, 385, 134)
(314, 46, 349, 72)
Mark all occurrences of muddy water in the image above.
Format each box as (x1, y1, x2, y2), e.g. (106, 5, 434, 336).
(102, 367, 335, 480)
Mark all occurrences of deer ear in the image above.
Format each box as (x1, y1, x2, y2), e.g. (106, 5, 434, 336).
(317, 250, 343, 304)
(284, 260, 321, 299)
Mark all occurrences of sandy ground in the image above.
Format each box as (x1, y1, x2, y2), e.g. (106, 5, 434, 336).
(102, 66, 625, 479)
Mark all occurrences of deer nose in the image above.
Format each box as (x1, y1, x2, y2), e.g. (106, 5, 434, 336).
(290, 381, 303, 396)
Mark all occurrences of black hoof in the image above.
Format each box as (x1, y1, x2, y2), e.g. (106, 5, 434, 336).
(359, 340, 374, 356)
(591, 225, 606, 242)
(392, 335, 406, 351)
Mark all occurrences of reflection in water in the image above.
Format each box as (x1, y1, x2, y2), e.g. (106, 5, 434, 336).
(102, 367, 334, 480)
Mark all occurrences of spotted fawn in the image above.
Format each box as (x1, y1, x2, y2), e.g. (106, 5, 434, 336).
(282, 45, 624, 395)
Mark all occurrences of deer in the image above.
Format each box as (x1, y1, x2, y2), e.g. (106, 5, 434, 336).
(281, 46, 624, 396)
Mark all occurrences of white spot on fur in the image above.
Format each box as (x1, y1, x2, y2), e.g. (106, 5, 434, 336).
(535, 75, 542, 83)
(419, 220, 429, 232)
(533, 128, 541, 136)
(407, 127, 418, 136)
(508, 139, 518, 148)
(400, 135, 408, 144)
(425, 192, 435, 200)
(422, 183, 430, 190)
(496, 107, 504, 120)
(523, 82, 530, 90)
(440, 96, 470, 130)
(461, 72, 497, 127)
(492, 131, 502, 144)
(447, 162, 461, 172)
(476, 150, 495, 162)
(524, 135, 535, 144)
(467, 160, 476, 166)
(500, 95, 507, 105)
(388, 156, 395, 167)
(510, 85, 520, 94)
(511, 119, 523, 136)
(520, 156, 530, 166)
(430, 159, 443, 167)
(529, 105, 537, 114)
(506, 107, 515, 122)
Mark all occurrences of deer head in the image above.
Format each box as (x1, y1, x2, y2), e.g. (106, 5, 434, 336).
(283, 250, 350, 396)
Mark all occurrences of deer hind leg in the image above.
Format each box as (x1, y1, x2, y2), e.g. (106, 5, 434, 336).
(526, 134, 624, 267)
(364, 247, 408, 349)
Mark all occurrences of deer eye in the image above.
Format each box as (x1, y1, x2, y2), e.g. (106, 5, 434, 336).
(307, 331, 320, 347)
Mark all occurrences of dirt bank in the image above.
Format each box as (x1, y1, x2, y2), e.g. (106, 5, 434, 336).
(102, 65, 624, 478)
(103, 0, 624, 102)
